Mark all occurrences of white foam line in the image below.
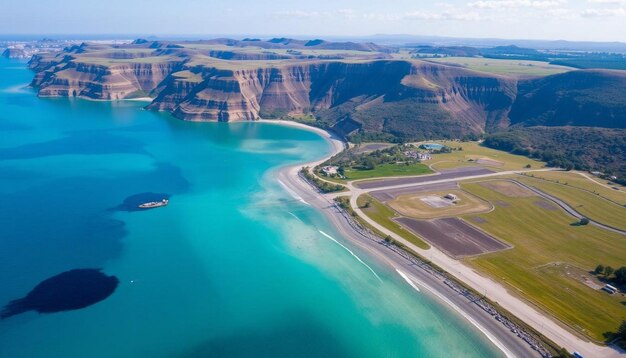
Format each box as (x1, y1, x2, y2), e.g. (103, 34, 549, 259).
(396, 269, 420, 292)
(318, 230, 382, 282)
(278, 179, 310, 206)
(397, 270, 516, 358)
(1, 83, 30, 94)
(287, 212, 303, 223)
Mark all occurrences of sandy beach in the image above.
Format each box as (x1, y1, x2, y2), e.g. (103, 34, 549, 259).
(267, 119, 624, 358)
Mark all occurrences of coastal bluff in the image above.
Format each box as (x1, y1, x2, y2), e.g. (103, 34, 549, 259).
(28, 38, 626, 139)
(28, 39, 515, 138)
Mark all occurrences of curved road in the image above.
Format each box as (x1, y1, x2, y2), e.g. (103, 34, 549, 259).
(265, 122, 623, 358)
(516, 181, 626, 236)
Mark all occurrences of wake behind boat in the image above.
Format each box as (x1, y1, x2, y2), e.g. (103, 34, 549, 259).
(138, 199, 169, 209)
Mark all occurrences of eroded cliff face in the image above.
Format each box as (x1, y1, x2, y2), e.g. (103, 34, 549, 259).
(147, 60, 516, 135)
(31, 60, 184, 100)
(29, 51, 517, 137)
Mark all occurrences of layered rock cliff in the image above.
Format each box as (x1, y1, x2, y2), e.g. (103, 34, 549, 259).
(143, 60, 517, 139)
(38, 39, 622, 139)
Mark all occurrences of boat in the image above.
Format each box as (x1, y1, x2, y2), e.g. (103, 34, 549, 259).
(138, 199, 169, 209)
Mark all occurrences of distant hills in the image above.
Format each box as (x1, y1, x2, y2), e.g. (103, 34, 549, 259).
(25, 38, 626, 179)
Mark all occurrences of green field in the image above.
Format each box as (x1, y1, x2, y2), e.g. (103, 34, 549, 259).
(339, 163, 432, 181)
(420, 140, 545, 172)
(461, 181, 626, 341)
(517, 175, 626, 231)
(519, 171, 626, 206)
(424, 57, 574, 77)
(357, 194, 430, 249)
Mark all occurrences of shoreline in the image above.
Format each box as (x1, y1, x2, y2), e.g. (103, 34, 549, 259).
(267, 119, 538, 358)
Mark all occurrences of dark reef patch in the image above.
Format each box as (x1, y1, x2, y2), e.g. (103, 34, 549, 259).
(1, 269, 119, 319)
(111, 192, 171, 212)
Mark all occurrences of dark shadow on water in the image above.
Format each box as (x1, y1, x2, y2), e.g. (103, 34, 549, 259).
(181, 313, 351, 358)
(0, 132, 147, 160)
(0, 117, 30, 131)
(110, 192, 171, 212)
(0, 161, 188, 289)
(1, 269, 119, 319)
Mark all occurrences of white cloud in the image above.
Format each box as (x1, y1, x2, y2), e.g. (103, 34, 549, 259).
(468, 0, 566, 9)
(336, 8, 357, 19)
(271, 10, 323, 19)
(404, 9, 482, 21)
(580, 7, 626, 16)
(587, 0, 626, 4)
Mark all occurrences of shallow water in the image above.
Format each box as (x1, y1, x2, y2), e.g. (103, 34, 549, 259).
(0, 58, 503, 357)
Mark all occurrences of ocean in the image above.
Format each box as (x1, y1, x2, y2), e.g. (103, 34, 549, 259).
(0, 57, 503, 357)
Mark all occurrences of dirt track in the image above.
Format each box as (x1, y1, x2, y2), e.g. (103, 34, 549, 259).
(395, 217, 511, 258)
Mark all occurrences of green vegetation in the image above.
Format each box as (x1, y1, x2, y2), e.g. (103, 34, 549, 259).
(341, 163, 431, 181)
(592, 264, 626, 285)
(461, 181, 626, 341)
(517, 175, 626, 231)
(519, 176, 626, 230)
(356, 194, 430, 249)
(423, 57, 573, 77)
(551, 54, 626, 71)
(484, 127, 626, 182)
(418, 140, 545, 172)
(517, 171, 626, 205)
(320, 144, 432, 181)
(300, 167, 345, 193)
(615, 321, 626, 349)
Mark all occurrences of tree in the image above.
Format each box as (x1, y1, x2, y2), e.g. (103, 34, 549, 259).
(579, 217, 590, 225)
(556, 348, 572, 358)
(363, 158, 376, 170)
(605, 266, 615, 277)
(525, 164, 532, 168)
(619, 320, 626, 338)
(594, 264, 605, 275)
(615, 266, 626, 284)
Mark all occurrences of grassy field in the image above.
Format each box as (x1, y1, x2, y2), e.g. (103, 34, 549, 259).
(420, 140, 545, 172)
(517, 175, 626, 231)
(423, 57, 574, 77)
(461, 181, 626, 341)
(340, 163, 432, 181)
(357, 194, 430, 249)
(519, 171, 626, 206)
(387, 189, 492, 219)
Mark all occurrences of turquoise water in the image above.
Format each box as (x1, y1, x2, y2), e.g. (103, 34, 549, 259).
(0, 58, 503, 358)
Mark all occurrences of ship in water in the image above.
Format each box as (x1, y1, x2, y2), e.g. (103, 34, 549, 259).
(138, 199, 169, 209)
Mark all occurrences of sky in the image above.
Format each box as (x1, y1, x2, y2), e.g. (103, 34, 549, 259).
(1, 0, 625, 42)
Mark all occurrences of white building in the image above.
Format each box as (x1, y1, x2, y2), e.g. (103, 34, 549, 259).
(321, 165, 338, 176)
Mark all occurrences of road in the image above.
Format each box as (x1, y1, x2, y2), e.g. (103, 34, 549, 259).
(516, 180, 626, 235)
(276, 163, 542, 358)
(264, 121, 624, 357)
(337, 168, 624, 358)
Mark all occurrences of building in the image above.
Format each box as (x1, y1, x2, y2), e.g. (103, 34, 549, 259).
(420, 143, 445, 151)
(602, 284, 618, 294)
(403, 150, 431, 161)
(321, 165, 338, 176)
(444, 193, 459, 201)
(417, 152, 431, 161)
